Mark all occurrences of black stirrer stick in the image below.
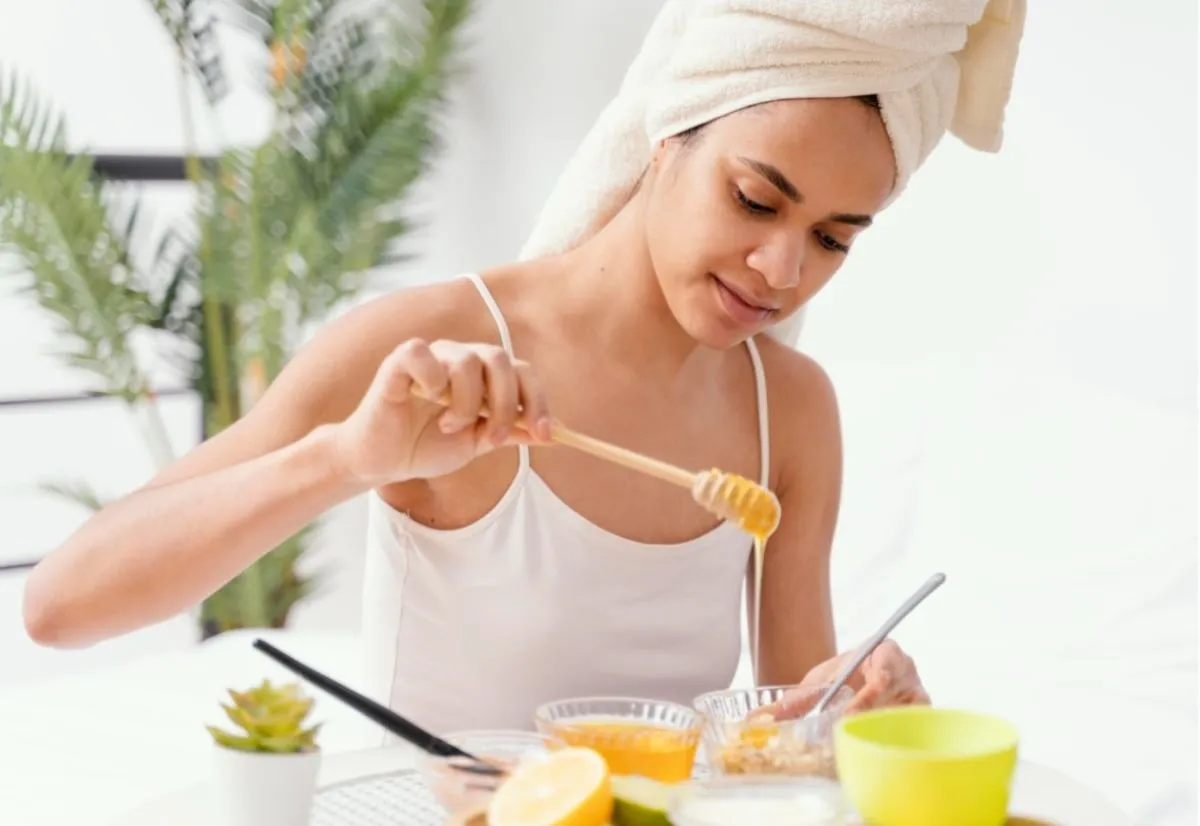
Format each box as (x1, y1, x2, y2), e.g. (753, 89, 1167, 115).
(251, 638, 504, 776)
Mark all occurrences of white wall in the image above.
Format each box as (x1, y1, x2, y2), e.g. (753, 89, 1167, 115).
(0, 2, 1194, 824)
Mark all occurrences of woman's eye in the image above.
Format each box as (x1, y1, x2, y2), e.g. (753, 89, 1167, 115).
(735, 187, 773, 215)
(816, 231, 850, 253)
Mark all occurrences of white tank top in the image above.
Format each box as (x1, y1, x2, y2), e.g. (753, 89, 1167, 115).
(358, 273, 771, 741)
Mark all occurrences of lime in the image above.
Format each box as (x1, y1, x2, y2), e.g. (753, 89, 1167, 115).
(610, 775, 676, 826)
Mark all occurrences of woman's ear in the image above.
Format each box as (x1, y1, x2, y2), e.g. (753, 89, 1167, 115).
(648, 136, 683, 180)
(651, 138, 668, 166)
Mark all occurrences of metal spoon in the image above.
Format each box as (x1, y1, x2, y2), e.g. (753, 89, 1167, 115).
(806, 572, 947, 719)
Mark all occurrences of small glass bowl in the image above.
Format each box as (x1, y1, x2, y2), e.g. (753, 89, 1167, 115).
(534, 696, 705, 782)
(669, 775, 848, 826)
(414, 729, 563, 815)
(693, 684, 854, 779)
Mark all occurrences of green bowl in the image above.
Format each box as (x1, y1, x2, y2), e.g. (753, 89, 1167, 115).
(834, 706, 1019, 826)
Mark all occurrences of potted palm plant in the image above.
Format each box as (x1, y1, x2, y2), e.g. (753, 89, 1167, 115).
(208, 678, 323, 826)
(0, 0, 470, 637)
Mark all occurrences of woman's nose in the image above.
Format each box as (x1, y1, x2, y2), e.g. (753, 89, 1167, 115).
(745, 233, 803, 290)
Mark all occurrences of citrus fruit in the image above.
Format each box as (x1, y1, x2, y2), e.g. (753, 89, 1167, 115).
(610, 775, 674, 826)
(486, 747, 612, 826)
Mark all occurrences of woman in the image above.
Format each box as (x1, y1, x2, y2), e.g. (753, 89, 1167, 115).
(22, 0, 1024, 736)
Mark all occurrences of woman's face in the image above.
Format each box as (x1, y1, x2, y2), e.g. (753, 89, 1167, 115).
(642, 98, 895, 349)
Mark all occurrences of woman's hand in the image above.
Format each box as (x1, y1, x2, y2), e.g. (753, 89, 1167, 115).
(332, 338, 553, 486)
(763, 639, 930, 719)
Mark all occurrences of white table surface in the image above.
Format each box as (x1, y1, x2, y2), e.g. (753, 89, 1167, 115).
(0, 629, 375, 826)
(0, 628, 1138, 826)
(112, 746, 1136, 826)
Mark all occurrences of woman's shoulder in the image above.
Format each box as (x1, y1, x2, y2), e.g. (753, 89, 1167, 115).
(750, 334, 842, 478)
(304, 269, 530, 371)
(323, 272, 502, 347)
(249, 272, 508, 426)
(752, 335, 838, 415)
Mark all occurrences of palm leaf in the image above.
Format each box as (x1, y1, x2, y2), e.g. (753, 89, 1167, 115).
(146, 0, 230, 104)
(0, 67, 157, 401)
(275, 0, 471, 321)
(2, 2, 473, 638)
(196, 0, 472, 378)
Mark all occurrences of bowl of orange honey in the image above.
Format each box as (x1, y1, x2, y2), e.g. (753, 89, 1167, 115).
(533, 696, 704, 783)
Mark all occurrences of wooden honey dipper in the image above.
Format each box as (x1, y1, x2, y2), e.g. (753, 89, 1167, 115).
(409, 385, 781, 539)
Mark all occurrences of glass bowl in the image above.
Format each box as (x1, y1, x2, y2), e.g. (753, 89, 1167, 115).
(533, 696, 705, 782)
(693, 684, 854, 779)
(669, 775, 848, 826)
(413, 729, 563, 815)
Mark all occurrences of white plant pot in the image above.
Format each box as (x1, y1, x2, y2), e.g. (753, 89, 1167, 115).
(211, 745, 322, 826)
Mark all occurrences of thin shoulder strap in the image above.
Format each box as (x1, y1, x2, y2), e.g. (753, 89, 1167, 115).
(744, 337, 771, 487)
(461, 272, 530, 469)
(462, 272, 516, 356)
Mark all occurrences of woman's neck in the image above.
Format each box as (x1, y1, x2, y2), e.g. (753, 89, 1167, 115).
(544, 198, 727, 390)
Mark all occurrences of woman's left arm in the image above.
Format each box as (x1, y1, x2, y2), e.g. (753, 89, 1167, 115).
(752, 349, 842, 687)
(754, 346, 928, 714)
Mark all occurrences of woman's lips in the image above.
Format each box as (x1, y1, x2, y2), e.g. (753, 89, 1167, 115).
(713, 276, 776, 327)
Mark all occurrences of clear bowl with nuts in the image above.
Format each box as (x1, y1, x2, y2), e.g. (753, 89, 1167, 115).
(693, 684, 854, 779)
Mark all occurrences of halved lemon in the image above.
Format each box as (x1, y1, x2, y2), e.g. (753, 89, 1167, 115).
(486, 746, 613, 826)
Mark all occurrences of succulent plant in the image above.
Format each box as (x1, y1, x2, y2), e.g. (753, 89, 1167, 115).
(207, 679, 322, 754)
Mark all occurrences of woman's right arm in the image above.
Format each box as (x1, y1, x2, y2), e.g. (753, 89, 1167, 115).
(22, 424, 370, 649)
(21, 281, 550, 649)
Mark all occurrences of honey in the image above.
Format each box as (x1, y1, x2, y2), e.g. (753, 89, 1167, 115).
(549, 718, 699, 783)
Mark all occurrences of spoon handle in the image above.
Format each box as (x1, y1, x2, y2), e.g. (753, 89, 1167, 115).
(810, 572, 947, 717)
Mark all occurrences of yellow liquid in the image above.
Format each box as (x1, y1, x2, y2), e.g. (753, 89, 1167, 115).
(752, 535, 765, 687)
(712, 471, 777, 688)
(551, 718, 699, 783)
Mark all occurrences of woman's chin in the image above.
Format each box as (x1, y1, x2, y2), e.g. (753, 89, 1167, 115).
(680, 312, 758, 350)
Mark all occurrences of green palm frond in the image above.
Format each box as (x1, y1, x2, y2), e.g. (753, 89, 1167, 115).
(147, 0, 230, 104)
(5, 0, 473, 636)
(0, 67, 157, 400)
(300, 0, 469, 207)
(193, 0, 472, 370)
(226, 0, 383, 120)
(147, 0, 192, 43)
(0, 67, 66, 149)
(281, 0, 471, 317)
(224, 0, 318, 42)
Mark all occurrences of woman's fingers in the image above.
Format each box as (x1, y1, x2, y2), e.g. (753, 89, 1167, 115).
(382, 338, 448, 403)
(480, 347, 520, 444)
(440, 347, 486, 434)
(514, 360, 552, 441)
(412, 342, 551, 447)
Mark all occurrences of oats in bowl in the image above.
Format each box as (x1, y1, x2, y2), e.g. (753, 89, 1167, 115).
(714, 714, 837, 778)
(694, 684, 853, 779)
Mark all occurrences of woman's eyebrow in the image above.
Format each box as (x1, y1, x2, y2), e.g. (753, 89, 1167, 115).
(737, 156, 799, 202)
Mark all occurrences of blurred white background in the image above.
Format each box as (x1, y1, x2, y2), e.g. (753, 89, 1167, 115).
(0, 1, 1195, 825)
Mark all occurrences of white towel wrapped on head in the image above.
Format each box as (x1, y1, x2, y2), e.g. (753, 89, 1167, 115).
(519, 0, 1027, 346)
